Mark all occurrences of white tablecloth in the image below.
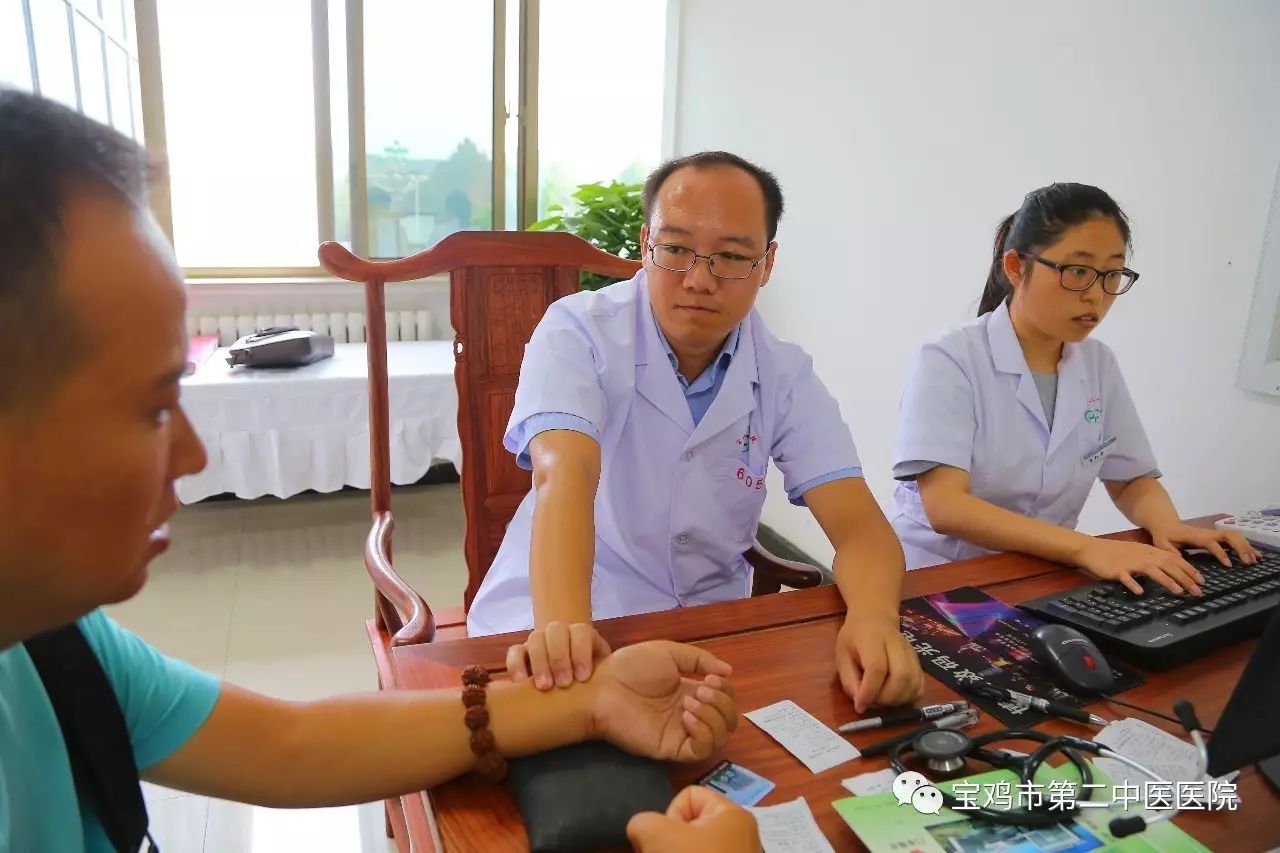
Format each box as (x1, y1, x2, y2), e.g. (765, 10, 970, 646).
(178, 342, 460, 503)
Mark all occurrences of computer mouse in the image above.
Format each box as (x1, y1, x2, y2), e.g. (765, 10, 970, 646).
(1028, 624, 1116, 694)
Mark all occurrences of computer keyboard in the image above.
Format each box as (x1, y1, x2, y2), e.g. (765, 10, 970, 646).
(1021, 549, 1280, 669)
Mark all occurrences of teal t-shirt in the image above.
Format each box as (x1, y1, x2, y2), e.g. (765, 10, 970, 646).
(0, 610, 221, 852)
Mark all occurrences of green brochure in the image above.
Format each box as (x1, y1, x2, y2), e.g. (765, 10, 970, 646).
(834, 763, 1211, 853)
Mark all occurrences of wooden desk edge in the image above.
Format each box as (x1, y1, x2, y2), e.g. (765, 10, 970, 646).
(384, 515, 1229, 852)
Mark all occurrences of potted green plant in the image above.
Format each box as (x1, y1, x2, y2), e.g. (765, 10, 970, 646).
(528, 180, 643, 290)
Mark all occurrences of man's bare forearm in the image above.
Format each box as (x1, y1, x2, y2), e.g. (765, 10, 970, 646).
(806, 478, 905, 624)
(833, 514, 904, 624)
(147, 679, 594, 808)
(528, 431, 601, 626)
(530, 475, 596, 625)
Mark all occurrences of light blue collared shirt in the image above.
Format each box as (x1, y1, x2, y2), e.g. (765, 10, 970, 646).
(510, 319, 858, 505)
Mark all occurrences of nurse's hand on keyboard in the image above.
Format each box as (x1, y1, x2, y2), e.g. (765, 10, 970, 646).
(1075, 538, 1204, 596)
(1147, 522, 1262, 567)
(507, 621, 612, 690)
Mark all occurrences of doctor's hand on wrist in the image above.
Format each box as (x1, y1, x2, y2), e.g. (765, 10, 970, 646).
(506, 621, 611, 690)
(1074, 537, 1204, 596)
(834, 614, 924, 714)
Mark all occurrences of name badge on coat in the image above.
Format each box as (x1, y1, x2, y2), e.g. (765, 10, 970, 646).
(1081, 436, 1117, 466)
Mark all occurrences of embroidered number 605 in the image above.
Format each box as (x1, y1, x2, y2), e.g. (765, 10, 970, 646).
(737, 466, 763, 491)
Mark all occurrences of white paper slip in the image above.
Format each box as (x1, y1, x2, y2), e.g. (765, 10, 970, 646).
(745, 700, 861, 774)
(748, 796, 835, 853)
(1095, 718, 1204, 785)
(841, 768, 897, 796)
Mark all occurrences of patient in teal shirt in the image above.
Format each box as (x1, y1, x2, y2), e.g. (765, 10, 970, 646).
(0, 89, 756, 853)
(0, 611, 220, 852)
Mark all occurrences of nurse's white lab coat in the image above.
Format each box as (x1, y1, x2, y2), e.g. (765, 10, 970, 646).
(466, 271, 861, 635)
(891, 302, 1158, 570)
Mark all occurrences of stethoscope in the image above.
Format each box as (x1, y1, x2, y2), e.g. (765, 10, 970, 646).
(888, 701, 1210, 837)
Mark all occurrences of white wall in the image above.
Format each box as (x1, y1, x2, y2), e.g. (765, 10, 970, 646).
(673, 0, 1280, 564)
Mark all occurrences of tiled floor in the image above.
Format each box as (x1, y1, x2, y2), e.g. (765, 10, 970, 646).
(106, 484, 468, 853)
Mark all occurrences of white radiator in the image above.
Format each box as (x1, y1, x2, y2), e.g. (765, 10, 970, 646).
(184, 278, 448, 346)
(187, 309, 437, 346)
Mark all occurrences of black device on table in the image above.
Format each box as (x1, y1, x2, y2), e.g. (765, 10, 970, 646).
(226, 326, 335, 368)
(1204, 599, 1280, 793)
(1025, 623, 1116, 694)
(1021, 547, 1280, 668)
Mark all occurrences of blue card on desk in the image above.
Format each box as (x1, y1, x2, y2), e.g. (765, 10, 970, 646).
(696, 760, 775, 806)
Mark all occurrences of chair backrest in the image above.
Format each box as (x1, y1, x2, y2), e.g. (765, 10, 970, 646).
(449, 234, 640, 607)
(320, 232, 639, 639)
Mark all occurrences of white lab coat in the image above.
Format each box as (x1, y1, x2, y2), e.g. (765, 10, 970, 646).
(466, 271, 861, 635)
(891, 302, 1158, 569)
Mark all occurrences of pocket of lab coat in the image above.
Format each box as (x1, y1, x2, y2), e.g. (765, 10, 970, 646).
(716, 457, 768, 543)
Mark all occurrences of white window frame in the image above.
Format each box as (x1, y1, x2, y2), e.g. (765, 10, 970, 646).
(133, 0, 545, 279)
(17, 0, 142, 135)
(129, 0, 678, 279)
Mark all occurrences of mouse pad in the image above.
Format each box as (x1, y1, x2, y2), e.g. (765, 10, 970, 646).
(899, 587, 1143, 727)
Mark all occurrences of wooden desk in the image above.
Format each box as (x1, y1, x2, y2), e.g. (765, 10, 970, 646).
(384, 533, 1280, 851)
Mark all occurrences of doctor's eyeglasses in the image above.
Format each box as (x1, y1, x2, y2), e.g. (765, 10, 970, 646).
(1018, 252, 1140, 296)
(647, 242, 770, 280)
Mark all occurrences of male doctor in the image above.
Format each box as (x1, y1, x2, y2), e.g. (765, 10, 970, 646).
(468, 151, 923, 712)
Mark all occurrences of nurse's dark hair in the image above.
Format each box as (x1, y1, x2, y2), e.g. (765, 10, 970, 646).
(0, 88, 154, 413)
(643, 151, 785, 243)
(978, 182, 1131, 316)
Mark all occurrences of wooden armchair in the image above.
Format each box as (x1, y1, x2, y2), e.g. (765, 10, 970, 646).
(318, 231, 822, 651)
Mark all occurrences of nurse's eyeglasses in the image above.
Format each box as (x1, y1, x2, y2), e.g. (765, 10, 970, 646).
(647, 242, 770, 280)
(1018, 252, 1140, 296)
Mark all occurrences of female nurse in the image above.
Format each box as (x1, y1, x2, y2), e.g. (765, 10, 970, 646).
(891, 182, 1260, 593)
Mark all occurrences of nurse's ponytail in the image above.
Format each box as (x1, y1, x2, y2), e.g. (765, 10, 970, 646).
(977, 183, 1132, 317)
(978, 213, 1017, 316)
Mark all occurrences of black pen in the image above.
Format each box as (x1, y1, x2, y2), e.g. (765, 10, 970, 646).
(977, 686, 1108, 727)
(837, 701, 970, 733)
(860, 708, 980, 757)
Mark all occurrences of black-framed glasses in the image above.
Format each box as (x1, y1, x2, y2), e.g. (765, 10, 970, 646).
(647, 242, 770, 280)
(1018, 252, 1140, 296)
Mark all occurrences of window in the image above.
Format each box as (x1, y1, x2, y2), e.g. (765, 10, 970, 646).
(3, 0, 142, 140)
(362, 1, 494, 258)
(1, 0, 33, 90)
(537, 0, 666, 221)
(136, 0, 671, 274)
(155, 1, 320, 268)
(29, 1, 78, 108)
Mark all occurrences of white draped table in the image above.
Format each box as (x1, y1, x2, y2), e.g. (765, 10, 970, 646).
(178, 342, 460, 503)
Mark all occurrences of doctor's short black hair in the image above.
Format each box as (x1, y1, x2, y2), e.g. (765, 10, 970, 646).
(642, 151, 785, 243)
(0, 88, 154, 412)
